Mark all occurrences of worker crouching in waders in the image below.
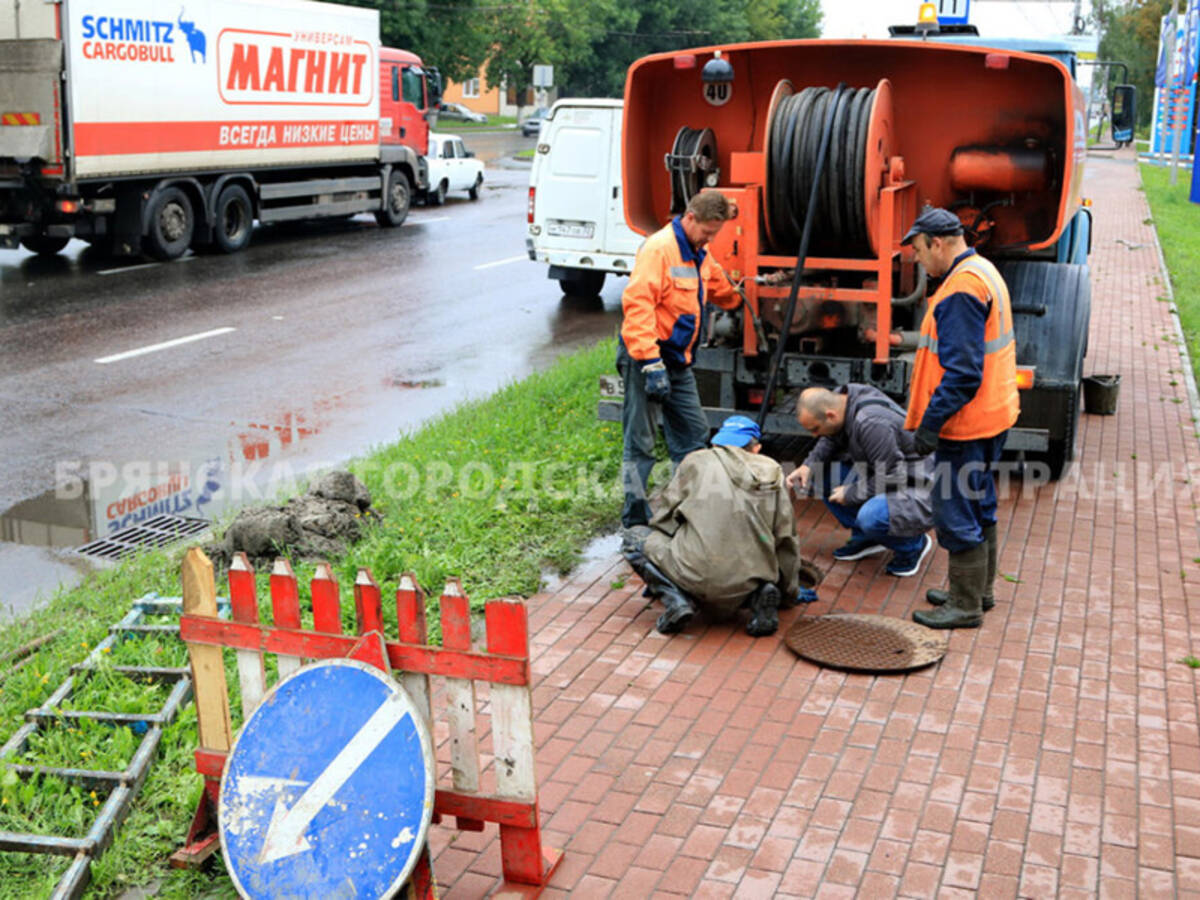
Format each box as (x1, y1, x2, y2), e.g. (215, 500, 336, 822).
(621, 416, 804, 637)
(900, 207, 1020, 630)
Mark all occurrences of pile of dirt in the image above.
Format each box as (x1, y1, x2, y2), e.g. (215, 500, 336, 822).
(205, 470, 379, 571)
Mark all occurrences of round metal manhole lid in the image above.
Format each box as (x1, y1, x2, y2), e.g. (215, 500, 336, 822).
(785, 613, 949, 672)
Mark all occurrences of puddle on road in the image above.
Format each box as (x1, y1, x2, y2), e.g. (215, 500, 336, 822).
(0, 488, 103, 619)
(387, 376, 445, 390)
(3, 287, 625, 620)
(540, 532, 623, 594)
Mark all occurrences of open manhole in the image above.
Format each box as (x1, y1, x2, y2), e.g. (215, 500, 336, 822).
(76, 514, 211, 561)
(785, 613, 949, 672)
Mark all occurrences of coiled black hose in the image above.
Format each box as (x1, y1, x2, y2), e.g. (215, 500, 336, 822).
(756, 83, 849, 430)
(667, 126, 716, 214)
(767, 85, 875, 256)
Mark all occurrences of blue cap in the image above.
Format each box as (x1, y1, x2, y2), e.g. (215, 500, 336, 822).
(900, 206, 964, 245)
(711, 415, 761, 448)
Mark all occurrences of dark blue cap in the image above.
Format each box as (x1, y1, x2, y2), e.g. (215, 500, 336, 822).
(900, 207, 964, 245)
(711, 415, 761, 448)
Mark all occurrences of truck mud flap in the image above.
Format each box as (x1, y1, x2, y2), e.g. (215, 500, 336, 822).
(997, 259, 1090, 443)
(998, 260, 1090, 390)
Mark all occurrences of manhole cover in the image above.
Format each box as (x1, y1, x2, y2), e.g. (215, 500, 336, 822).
(785, 613, 948, 672)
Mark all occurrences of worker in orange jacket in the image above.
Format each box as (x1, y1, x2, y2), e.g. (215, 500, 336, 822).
(900, 207, 1019, 630)
(618, 191, 741, 527)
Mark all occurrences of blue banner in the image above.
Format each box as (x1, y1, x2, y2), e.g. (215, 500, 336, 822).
(1186, 0, 1200, 85)
(1157, 16, 1173, 88)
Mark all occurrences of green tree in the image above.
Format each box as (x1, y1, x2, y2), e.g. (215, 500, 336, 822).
(323, 0, 822, 103)
(331, 0, 491, 84)
(1095, 0, 1173, 129)
(555, 0, 824, 98)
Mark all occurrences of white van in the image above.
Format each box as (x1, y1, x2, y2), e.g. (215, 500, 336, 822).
(525, 99, 642, 297)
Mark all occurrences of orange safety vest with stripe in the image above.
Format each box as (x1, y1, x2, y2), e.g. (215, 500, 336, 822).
(905, 253, 1020, 440)
(621, 221, 738, 368)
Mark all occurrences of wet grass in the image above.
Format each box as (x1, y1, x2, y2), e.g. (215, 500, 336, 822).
(0, 337, 629, 896)
(1140, 164, 1200, 384)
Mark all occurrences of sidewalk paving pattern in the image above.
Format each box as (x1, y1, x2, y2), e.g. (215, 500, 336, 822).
(426, 151, 1200, 897)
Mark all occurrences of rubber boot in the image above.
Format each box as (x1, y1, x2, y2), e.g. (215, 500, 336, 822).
(745, 582, 781, 637)
(914, 542, 986, 629)
(926, 525, 997, 612)
(636, 558, 697, 635)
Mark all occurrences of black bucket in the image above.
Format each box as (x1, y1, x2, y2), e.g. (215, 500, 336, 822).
(1082, 374, 1121, 415)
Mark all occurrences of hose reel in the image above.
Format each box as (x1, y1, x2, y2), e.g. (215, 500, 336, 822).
(763, 78, 895, 258)
(665, 126, 719, 214)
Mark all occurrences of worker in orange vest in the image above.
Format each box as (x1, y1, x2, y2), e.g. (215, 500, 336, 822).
(900, 207, 1019, 629)
(617, 191, 741, 527)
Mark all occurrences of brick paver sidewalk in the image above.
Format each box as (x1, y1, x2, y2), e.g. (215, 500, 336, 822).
(428, 150, 1200, 898)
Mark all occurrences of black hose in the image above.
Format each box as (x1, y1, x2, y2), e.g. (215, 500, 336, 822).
(756, 84, 849, 430)
(767, 85, 875, 256)
(668, 127, 713, 214)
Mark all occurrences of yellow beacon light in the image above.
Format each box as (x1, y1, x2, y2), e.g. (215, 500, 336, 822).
(918, 3, 939, 24)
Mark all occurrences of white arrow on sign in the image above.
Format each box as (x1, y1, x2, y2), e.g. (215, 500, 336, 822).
(257, 692, 410, 864)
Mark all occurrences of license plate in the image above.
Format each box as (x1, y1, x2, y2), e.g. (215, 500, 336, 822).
(599, 374, 624, 398)
(546, 219, 595, 239)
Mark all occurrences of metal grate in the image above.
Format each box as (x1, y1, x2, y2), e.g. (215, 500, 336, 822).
(76, 515, 211, 561)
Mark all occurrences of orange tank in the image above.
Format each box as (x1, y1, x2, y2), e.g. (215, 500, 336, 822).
(622, 39, 1086, 253)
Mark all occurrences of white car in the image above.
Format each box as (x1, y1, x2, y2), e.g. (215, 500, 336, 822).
(423, 133, 484, 205)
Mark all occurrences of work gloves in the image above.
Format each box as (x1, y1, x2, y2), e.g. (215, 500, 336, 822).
(642, 360, 670, 402)
(911, 426, 939, 456)
(901, 425, 938, 457)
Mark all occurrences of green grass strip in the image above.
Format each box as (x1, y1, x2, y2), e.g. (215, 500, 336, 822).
(0, 337, 628, 896)
(1140, 164, 1200, 385)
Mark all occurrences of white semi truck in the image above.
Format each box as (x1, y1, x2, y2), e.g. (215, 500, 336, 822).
(0, 0, 440, 258)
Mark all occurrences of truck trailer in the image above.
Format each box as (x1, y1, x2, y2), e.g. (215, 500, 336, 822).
(0, 0, 439, 259)
(601, 30, 1095, 477)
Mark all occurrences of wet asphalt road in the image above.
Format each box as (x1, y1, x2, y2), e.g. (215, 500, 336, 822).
(0, 140, 626, 618)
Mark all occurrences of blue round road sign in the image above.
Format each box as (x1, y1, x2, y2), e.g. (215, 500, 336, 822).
(219, 659, 434, 899)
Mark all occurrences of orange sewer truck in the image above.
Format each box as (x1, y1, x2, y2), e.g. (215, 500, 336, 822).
(603, 31, 1094, 477)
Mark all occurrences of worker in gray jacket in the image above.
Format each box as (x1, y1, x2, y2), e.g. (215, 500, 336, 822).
(787, 385, 934, 577)
(622, 416, 802, 637)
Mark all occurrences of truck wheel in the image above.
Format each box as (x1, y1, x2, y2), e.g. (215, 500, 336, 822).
(146, 187, 194, 260)
(559, 269, 606, 297)
(375, 171, 411, 227)
(468, 175, 483, 201)
(20, 235, 70, 256)
(213, 184, 253, 254)
(429, 180, 447, 207)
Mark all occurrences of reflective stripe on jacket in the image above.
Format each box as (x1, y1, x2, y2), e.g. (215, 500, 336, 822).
(620, 219, 738, 368)
(905, 254, 1020, 440)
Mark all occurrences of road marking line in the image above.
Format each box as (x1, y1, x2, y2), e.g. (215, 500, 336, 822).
(97, 256, 195, 276)
(97, 261, 160, 276)
(474, 254, 526, 270)
(95, 327, 236, 364)
(416, 216, 450, 224)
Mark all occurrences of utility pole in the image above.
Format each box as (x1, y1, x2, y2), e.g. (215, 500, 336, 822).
(1168, 0, 1182, 185)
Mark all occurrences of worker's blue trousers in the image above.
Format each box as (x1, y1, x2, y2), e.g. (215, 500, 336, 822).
(931, 433, 1006, 554)
(617, 345, 708, 528)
